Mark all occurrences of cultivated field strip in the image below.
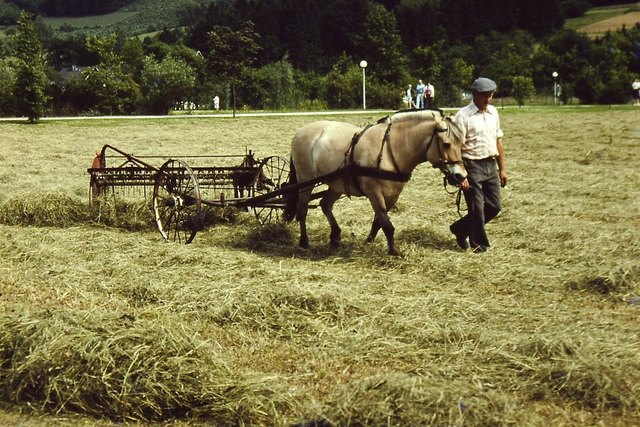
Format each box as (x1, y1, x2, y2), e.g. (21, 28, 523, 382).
(0, 108, 638, 425)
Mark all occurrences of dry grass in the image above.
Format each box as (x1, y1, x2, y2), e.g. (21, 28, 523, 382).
(0, 107, 639, 426)
(578, 11, 640, 37)
(565, 3, 640, 35)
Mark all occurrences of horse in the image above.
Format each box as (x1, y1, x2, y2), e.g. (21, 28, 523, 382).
(284, 109, 467, 256)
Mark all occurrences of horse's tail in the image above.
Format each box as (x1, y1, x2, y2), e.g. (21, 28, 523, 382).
(283, 157, 298, 222)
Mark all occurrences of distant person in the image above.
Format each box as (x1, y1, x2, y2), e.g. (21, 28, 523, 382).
(415, 79, 425, 109)
(213, 95, 220, 110)
(449, 77, 508, 253)
(402, 85, 412, 108)
(632, 79, 640, 106)
(424, 80, 435, 109)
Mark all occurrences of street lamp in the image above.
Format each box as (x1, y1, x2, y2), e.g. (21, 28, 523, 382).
(359, 60, 368, 110)
(552, 71, 558, 104)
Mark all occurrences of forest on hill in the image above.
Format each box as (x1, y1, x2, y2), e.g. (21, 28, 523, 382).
(0, 0, 638, 119)
(3, 0, 137, 17)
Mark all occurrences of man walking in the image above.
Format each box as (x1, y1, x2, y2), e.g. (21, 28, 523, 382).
(415, 79, 425, 109)
(449, 77, 508, 252)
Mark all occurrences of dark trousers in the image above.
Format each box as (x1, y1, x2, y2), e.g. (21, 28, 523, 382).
(425, 96, 433, 109)
(450, 158, 501, 250)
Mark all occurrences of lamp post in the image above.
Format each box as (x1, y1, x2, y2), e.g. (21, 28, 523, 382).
(359, 60, 368, 110)
(552, 71, 558, 104)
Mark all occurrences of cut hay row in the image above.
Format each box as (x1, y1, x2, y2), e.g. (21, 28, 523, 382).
(0, 192, 238, 232)
(0, 108, 639, 425)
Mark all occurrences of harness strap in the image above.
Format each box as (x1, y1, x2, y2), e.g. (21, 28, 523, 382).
(346, 124, 373, 165)
(342, 119, 418, 196)
(344, 124, 374, 196)
(380, 123, 402, 175)
(354, 165, 411, 182)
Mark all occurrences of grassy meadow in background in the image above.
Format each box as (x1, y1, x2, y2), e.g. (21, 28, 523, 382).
(0, 107, 639, 426)
(564, 3, 640, 34)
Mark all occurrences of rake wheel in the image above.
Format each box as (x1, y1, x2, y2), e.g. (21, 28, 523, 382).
(153, 159, 202, 244)
(251, 156, 290, 225)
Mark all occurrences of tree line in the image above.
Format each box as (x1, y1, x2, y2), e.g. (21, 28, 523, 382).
(0, 0, 639, 121)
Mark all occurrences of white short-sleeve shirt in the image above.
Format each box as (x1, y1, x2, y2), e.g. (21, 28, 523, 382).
(454, 102, 504, 160)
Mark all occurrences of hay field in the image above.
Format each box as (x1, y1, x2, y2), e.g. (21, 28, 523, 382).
(565, 3, 640, 33)
(0, 107, 639, 426)
(578, 10, 640, 37)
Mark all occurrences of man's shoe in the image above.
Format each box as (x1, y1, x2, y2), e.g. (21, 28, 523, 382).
(449, 225, 469, 250)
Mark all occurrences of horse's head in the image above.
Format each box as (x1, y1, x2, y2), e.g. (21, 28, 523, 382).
(431, 116, 467, 185)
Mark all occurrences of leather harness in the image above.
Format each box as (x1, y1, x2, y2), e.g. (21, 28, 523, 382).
(342, 119, 411, 196)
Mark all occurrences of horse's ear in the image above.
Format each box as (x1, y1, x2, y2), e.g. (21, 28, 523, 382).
(377, 115, 391, 124)
(444, 117, 464, 145)
(444, 116, 461, 131)
(434, 116, 448, 132)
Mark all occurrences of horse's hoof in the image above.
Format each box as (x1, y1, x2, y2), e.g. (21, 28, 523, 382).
(299, 240, 310, 249)
(388, 249, 402, 257)
(329, 239, 341, 249)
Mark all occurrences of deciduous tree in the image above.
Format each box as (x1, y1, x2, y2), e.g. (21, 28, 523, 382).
(140, 55, 196, 114)
(353, 2, 408, 83)
(12, 11, 49, 122)
(512, 75, 535, 107)
(206, 22, 260, 114)
(81, 34, 140, 114)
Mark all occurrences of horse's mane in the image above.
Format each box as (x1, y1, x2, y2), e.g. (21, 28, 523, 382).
(387, 109, 464, 144)
(389, 109, 441, 124)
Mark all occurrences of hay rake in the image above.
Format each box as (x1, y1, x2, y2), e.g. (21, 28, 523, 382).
(89, 143, 368, 244)
(88, 144, 292, 243)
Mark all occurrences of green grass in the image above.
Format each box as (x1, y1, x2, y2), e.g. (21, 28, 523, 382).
(0, 108, 639, 426)
(564, 4, 638, 31)
(44, 10, 135, 31)
(38, 0, 217, 36)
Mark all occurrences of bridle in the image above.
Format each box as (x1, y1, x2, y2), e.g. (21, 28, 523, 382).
(427, 121, 468, 218)
(426, 120, 464, 176)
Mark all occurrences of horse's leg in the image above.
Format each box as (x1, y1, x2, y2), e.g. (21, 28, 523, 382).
(367, 193, 400, 256)
(320, 190, 342, 248)
(365, 218, 381, 244)
(297, 189, 312, 249)
(366, 194, 399, 245)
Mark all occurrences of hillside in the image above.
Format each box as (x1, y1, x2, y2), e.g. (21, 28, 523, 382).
(4, 1, 638, 41)
(579, 10, 640, 36)
(42, 0, 216, 36)
(565, 3, 640, 36)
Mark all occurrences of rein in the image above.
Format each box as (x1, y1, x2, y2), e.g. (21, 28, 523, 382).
(428, 119, 466, 218)
(453, 186, 466, 217)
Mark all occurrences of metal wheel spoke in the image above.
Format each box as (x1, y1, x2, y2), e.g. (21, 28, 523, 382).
(252, 156, 289, 225)
(153, 159, 201, 244)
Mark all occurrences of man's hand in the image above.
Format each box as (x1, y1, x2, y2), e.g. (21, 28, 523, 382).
(499, 170, 508, 188)
(460, 178, 470, 191)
